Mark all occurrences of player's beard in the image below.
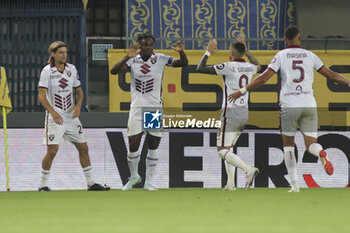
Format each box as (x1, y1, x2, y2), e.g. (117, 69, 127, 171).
(141, 51, 152, 60)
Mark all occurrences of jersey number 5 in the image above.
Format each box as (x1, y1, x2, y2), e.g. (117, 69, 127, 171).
(292, 60, 304, 83)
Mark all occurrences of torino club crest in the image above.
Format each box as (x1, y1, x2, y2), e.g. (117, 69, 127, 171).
(48, 134, 55, 141)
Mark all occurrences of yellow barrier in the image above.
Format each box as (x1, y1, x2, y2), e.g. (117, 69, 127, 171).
(108, 50, 350, 128)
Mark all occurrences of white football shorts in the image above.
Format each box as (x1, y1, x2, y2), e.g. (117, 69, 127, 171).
(43, 117, 87, 145)
(217, 116, 248, 147)
(280, 107, 318, 138)
(127, 107, 162, 137)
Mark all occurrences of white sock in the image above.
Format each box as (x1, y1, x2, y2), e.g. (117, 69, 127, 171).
(218, 149, 251, 173)
(284, 147, 298, 187)
(83, 166, 95, 187)
(308, 143, 323, 157)
(225, 160, 235, 187)
(145, 149, 158, 184)
(127, 151, 140, 177)
(40, 169, 50, 188)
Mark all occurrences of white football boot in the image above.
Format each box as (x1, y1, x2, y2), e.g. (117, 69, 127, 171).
(288, 185, 300, 193)
(143, 181, 158, 191)
(122, 175, 141, 191)
(245, 167, 260, 190)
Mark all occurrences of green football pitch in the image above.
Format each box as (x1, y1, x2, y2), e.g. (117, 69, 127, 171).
(0, 188, 348, 233)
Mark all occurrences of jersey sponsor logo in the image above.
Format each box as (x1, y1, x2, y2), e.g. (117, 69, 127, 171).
(285, 85, 311, 96)
(54, 93, 72, 110)
(133, 60, 144, 64)
(50, 75, 61, 79)
(143, 109, 162, 129)
(140, 64, 151, 74)
(58, 78, 69, 89)
(135, 78, 154, 94)
(216, 64, 225, 70)
(296, 85, 302, 92)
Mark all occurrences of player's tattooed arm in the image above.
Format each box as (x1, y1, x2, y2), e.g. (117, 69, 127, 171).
(110, 43, 139, 75)
(38, 88, 63, 124)
(172, 41, 189, 67)
(237, 34, 261, 72)
(196, 38, 217, 74)
(245, 50, 261, 71)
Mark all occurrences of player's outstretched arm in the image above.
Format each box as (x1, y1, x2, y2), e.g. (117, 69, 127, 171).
(318, 66, 350, 87)
(172, 41, 188, 67)
(110, 43, 139, 75)
(38, 88, 63, 124)
(196, 38, 217, 74)
(228, 68, 275, 103)
(237, 35, 261, 72)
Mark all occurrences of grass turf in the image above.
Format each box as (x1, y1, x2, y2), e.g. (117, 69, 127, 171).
(0, 188, 348, 233)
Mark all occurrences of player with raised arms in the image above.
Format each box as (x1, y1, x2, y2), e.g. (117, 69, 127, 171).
(229, 26, 350, 192)
(111, 32, 188, 190)
(197, 36, 261, 190)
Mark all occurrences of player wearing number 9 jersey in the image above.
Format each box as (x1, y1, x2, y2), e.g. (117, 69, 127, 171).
(229, 26, 350, 192)
(197, 36, 261, 190)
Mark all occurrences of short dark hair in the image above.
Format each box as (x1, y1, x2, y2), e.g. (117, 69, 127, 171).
(285, 26, 300, 40)
(232, 42, 245, 57)
(137, 32, 155, 43)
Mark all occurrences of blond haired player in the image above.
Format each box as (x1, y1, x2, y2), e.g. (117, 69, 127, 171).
(229, 26, 350, 192)
(197, 36, 260, 190)
(38, 41, 109, 191)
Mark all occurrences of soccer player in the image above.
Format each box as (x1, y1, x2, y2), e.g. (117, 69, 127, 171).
(38, 41, 109, 191)
(229, 26, 350, 192)
(196, 36, 261, 190)
(111, 33, 188, 190)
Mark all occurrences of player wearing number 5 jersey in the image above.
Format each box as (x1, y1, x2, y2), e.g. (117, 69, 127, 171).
(197, 36, 261, 190)
(229, 26, 350, 192)
(38, 41, 109, 191)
